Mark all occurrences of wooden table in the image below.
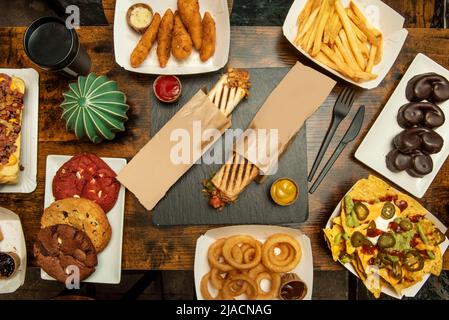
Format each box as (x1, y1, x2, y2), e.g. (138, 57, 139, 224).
(0, 3, 449, 272)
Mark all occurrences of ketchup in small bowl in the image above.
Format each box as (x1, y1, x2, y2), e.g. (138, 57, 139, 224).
(153, 75, 182, 103)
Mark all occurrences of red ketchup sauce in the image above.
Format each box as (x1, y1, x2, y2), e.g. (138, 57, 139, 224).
(153, 75, 181, 102)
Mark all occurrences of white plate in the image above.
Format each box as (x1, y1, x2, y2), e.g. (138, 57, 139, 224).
(326, 186, 449, 299)
(0, 207, 27, 294)
(0, 68, 39, 193)
(355, 54, 449, 198)
(42, 155, 127, 284)
(194, 225, 313, 300)
(282, 0, 408, 89)
(113, 0, 230, 75)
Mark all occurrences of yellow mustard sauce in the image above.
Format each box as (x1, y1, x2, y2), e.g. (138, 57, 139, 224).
(271, 178, 298, 206)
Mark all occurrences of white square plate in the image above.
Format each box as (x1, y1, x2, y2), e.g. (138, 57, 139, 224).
(0, 208, 27, 294)
(42, 155, 127, 284)
(113, 0, 230, 75)
(194, 225, 313, 300)
(0, 68, 39, 193)
(326, 186, 449, 299)
(282, 0, 408, 89)
(355, 54, 449, 198)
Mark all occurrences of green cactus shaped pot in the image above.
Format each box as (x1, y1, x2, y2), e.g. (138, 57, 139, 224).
(60, 73, 129, 143)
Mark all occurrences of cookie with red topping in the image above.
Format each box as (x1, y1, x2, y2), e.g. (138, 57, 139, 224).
(52, 154, 120, 213)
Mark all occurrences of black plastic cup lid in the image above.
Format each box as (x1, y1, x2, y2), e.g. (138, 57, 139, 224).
(23, 16, 79, 70)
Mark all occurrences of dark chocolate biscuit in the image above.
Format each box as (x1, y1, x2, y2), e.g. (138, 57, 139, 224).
(406, 72, 449, 103)
(33, 224, 97, 283)
(397, 102, 445, 129)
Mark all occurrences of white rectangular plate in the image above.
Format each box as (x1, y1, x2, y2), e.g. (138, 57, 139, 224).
(0, 208, 27, 294)
(42, 155, 127, 284)
(114, 0, 230, 75)
(326, 187, 449, 299)
(282, 0, 408, 89)
(0, 68, 39, 193)
(194, 225, 313, 300)
(355, 54, 449, 198)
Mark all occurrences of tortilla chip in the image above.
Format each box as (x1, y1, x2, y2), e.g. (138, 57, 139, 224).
(424, 246, 442, 276)
(323, 224, 344, 261)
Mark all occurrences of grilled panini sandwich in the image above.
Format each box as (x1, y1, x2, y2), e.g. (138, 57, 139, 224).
(207, 68, 250, 117)
(0, 74, 25, 184)
(210, 152, 259, 203)
(204, 68, 252, 209)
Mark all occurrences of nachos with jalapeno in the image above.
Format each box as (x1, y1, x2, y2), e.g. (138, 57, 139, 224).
(324, 176, 447, 298)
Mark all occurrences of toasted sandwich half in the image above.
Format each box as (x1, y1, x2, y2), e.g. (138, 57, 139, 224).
(0, 74, 25, 184)
(210, 152, 259, 203)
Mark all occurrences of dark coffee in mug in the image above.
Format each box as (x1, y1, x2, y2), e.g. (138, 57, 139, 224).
(24, 17, 91, 77)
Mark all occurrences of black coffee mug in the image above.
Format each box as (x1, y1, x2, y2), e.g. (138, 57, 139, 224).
(23, 16, 91, 77)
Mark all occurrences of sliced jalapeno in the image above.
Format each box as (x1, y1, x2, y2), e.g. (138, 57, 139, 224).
(350, 231, 365, 248)
(403, 250, 424, 272)
(354, 202, 369, 221)
(378, 233, 396, 249)
(399, 219, 413, 231)
(381, 202, 395, 219)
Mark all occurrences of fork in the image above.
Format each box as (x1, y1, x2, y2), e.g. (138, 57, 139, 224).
(308, 87, 356, 182)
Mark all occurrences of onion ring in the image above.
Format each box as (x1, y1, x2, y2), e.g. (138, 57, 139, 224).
(240, 243, 252, 253)
(255, 272, 281, 300)
(208, 238, 234, 272)
(222, 274, 259, 299)
(248, 263, 267, 280)
(268, 243, 291, 262)
(243, 248, 256, 263)
(267, 243, 296, 267)
(231, 245, 244, 264)
(200, 272, 222, 300)
(262, 234, 302, 273)
(226, 269, 248, 294)
(210, 268, 227, 290)
(222, 235, 262, 269)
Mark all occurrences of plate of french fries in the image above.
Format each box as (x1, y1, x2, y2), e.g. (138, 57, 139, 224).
(283, 0, 408, 89)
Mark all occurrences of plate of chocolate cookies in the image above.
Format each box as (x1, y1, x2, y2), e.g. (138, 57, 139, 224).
(356, 53, 449, 198)
(34, 154, 126, 284)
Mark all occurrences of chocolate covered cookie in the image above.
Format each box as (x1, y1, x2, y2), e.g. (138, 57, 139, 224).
(41, 198, 112, 252)
(34, 224, 97, 283)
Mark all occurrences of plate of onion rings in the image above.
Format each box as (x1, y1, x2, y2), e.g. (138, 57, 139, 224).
(194, 225, 313, 300)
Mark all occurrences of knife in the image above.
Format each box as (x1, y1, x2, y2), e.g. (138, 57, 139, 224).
(309, 105, 365, 194)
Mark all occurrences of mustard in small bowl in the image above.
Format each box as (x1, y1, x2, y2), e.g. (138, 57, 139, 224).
(270, 178, 299, 206)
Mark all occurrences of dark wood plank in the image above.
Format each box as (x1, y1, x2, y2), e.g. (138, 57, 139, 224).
(383, 0, 436, 28)
(103, 0, 434, 28)
(102, 0, 234, 25)
(1, 26, 449, 271)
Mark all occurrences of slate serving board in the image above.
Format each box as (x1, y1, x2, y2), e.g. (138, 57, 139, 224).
(151, 68, 309, 225)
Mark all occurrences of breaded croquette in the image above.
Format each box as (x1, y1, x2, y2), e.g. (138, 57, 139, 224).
(157, 9, 174, 68)
(178, 0, 202, 50)
(130, 13, 161, 68)
(200, 11, 216, 62)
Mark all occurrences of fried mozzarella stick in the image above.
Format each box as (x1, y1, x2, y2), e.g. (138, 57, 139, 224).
(207, 69, 250, 117)
(200, 11, 216, 62)
(157, 9, 174, 68)
(130, 13, 161, 68)
(172, 11, 193, 60)
(178, 0, 202, 50)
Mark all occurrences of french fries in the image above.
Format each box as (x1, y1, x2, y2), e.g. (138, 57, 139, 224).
(294, 0, 383, 83)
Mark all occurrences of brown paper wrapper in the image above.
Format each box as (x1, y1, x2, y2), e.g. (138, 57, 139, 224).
(234, 62, 336, 175)
(117, 90, 232, 210)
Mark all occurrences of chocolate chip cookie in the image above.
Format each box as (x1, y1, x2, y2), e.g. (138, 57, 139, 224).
(41, 198, 112, 252)
(34, 224, 97, 283)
